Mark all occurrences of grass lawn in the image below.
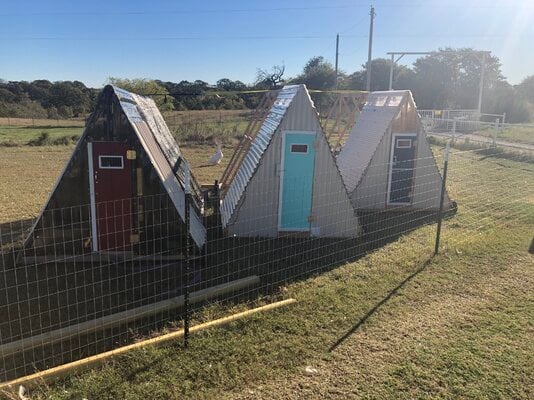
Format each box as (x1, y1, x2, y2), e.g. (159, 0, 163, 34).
(474, 124, 534, 145)
(0, 146, 72, 223)
(0, 126, 84, 145)
(0, 111, 250, 146)
(0, 146, 531, 398)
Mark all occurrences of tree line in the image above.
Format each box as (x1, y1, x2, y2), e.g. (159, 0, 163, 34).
(1, 48, 532, 122)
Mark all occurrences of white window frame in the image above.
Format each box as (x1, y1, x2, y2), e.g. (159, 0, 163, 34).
(98, 155, 124, 169)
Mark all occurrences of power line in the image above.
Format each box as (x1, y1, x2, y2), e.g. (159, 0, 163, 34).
(0, 4, 432, 17)
(1, 1, 528, 17)
(0, 34, 367, 41)
(0, 33, 516, 42)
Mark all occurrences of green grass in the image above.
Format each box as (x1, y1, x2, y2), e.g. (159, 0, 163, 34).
(429, 136, 534, 164)
(474, 124, 534, 145)
(0, 126, 83, 145)
(1, 149, 528, 399)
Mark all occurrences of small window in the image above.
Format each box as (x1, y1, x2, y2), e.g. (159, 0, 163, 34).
(396, 139, 412, 149)
(99, 156, 124, 169)
(291, 144, 308, 153)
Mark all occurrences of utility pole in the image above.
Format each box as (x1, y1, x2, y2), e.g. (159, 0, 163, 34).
(477, 52, 487, 115)
(388, 53, 395, 90)
(335, 33, 340, 88)
(366, 5, 376, 92)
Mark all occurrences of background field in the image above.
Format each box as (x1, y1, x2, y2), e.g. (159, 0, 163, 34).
(0, 144, 228, 224)
(0, 142, 533, 399)
(0, 111, 250, 146)
(473, 124, 534, 145)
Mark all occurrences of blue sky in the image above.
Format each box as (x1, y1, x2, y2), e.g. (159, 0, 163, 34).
(0, 0, 532, 87)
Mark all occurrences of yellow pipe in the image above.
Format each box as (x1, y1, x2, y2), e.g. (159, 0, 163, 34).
(0, 298, 297, 392)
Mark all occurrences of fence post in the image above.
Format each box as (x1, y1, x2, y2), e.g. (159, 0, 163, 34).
(434, 141, 450, 256)
(451, 119, 457, 141)
(183, 162, 191, 347)
(493, 118, 499, 146)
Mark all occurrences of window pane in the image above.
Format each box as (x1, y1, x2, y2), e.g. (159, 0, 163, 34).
(99, 156, 123, 168)
(396, 139, 412, 148)
(291, 144, 308, 153)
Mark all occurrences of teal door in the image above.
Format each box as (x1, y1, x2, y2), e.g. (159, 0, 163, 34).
(279, 132, 316, 231)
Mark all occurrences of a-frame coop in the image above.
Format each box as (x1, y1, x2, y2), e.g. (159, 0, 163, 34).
(337, 90, 452, 212)
(220, 84, 361, 238)
(24, 85, 206, 256)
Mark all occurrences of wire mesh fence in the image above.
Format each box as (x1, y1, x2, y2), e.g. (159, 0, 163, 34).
(0, 144, 533, 385)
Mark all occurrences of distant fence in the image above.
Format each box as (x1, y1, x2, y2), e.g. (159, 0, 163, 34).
(418, 109, 507, 133)
(0, 145, 532, 385)
(0, 117, 86, 127)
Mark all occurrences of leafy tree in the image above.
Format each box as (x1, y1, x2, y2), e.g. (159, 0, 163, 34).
(108, 78, 174, 111)
(484, 81, 529, 123)
(216, 78, 247, 92)
(517, 75, 534, 103)
(411, 48, 503, 109)
(346, 58, 414, 91)
(292, 56, 336, 90)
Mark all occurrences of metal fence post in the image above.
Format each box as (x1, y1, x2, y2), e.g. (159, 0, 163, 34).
(183, 162, 191, 347)
(434, 141, 450, 256)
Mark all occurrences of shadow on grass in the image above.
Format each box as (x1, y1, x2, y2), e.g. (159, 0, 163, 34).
(328, 256, 434, 352)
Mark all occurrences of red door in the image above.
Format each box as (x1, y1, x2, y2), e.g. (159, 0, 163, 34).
(89, 142, 133, 251)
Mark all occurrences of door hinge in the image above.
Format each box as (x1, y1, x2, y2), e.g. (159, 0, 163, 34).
(127, 150, 137, 160)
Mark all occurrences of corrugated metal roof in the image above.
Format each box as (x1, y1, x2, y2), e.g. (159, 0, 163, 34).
(220, 85, 301, 227)
(337, 90, 409, 193)
(110, 85, 206, 248)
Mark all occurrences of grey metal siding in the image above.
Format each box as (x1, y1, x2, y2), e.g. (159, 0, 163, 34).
(221, 85, 300, 228)
(227, 133, 282, 237)
(228, 86, 360, 238)
(412, 129, 451, 210)
(346, 91, 450, 211)
(350, 126, 392, 209)
(337, 100, 399, 193)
